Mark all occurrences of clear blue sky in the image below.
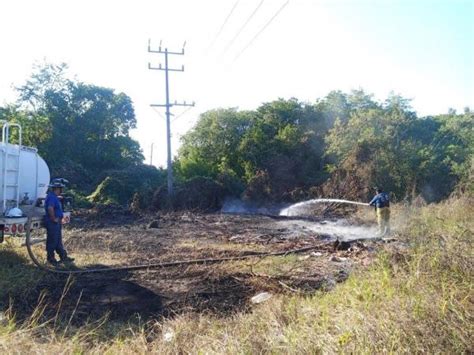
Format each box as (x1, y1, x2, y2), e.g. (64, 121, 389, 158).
(328, 0, 473, 105)
(0, 0, 472, 166)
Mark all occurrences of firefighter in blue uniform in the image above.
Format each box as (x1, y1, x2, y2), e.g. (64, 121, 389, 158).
(369, 187, 391, 236)
(45, 178, 74, 266)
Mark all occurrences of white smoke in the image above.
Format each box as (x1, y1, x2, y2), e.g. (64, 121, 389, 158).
(277, 219, 377, 241)
(221, 199, 281, 215)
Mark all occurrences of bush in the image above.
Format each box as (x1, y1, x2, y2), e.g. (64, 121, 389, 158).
(66, 189, 93, 209)
(88, 164, 166, 206)
(243, 170, 272, 201)
(88, 176, 127, 205)
(153, 177, 226, 211)
(216, 172, 245, 197)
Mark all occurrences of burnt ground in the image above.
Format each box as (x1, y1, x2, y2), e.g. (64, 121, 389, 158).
(6, 210, 382, 325)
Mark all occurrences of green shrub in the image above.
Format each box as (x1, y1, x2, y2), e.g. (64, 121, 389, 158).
(216, 172, 245, 197)
(89, 164, 166, 206)
(153, 176, 226, 211)
(66, 189, 93, 209)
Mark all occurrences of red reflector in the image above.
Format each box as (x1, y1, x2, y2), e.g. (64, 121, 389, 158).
(11, 224, 17, 233)
(18, 224, 24, 232)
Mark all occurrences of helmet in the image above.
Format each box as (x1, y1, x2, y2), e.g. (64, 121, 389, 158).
(6, 207, 23, 217)
(49, 178, 69, 188)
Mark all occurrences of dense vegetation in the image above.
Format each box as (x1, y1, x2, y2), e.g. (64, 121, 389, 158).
(1, 64, 472, 208)
(177, 92, 473, 203)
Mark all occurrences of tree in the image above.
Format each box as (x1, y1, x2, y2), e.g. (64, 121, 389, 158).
(178, 98, 329, 201)
(325, 93, 472, 201)
(178, 108, 252, 180)
(0, 105, 51, 147)
(15, 63, 144, 185)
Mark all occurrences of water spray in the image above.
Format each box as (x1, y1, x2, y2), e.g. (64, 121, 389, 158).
(280, 198, 369, 216)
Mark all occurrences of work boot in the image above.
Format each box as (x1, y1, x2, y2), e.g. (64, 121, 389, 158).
(60, 255, 75, 263)
(47, 258, 60, 267)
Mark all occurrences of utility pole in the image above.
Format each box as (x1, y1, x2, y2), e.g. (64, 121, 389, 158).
(148, 39, 194, 196)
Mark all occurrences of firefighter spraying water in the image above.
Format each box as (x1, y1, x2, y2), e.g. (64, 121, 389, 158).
(280, 193, 392, 238)
(369, 187, 391, 236)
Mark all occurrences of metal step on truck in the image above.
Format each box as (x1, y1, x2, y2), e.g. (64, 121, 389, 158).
(0, 121, 71, 245)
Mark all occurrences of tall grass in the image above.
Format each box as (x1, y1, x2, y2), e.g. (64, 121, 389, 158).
(0, 197, 472, 354)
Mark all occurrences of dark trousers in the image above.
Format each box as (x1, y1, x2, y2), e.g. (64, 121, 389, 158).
(45, 220, 66, 260)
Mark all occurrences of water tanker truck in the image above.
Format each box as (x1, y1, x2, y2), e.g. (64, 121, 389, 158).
(0, 121, 71, 243)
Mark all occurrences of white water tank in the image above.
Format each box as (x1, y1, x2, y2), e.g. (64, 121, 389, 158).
(0, 144, 50, 213)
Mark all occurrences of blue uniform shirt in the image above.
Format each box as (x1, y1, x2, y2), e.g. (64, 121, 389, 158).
(45, 192, 64, 220)
(369, 192, 390, 208)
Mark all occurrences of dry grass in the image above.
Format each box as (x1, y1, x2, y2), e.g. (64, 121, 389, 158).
(175, 239, 269, 254)
(0, 197, 472, 353)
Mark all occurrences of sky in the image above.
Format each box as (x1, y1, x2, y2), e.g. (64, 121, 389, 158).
(0, 0, 473, 167)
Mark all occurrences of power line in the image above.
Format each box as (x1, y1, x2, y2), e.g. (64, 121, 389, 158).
(151, 106, 165, 120)
(221, 0, 265, 55)
(172, 105, 194, 123)
(207, 0, 241, 51)
(233, 0, 289, 61)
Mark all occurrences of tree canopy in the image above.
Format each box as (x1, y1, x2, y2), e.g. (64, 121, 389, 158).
(0, 63, 144, 189)
(177, 92, 473, 202)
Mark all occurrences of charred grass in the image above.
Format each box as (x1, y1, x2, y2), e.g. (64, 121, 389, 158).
(0, 198, 472, 353)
